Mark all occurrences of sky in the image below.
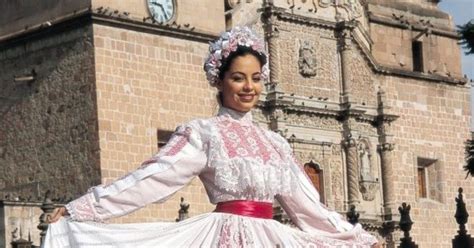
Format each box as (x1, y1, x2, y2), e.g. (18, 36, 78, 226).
(438, 0, 474, 80)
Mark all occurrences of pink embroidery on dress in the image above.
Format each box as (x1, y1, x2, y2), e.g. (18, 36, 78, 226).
(67, 194, 100, 222)
(217, 120, 274, 163)
(139, 158, 158, 169)
(159, 127, 192, 157)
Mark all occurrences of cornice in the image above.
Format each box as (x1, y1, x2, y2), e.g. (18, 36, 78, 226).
(0, 7, 217, 49)
(269, 7, 337, 30)
(368, 12, 460, 39)
(263, 95, 393, 126)
(91, 9, 217, 43)
(287, 137, 335, 146)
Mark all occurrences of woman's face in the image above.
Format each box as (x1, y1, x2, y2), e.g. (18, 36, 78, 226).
(217, 54, 263, 112)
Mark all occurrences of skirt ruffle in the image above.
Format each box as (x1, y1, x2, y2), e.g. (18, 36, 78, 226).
(44, 213, 373, 248)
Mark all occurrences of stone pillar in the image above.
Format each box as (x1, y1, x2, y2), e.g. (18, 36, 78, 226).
(343, 138, 360, 206)
(339, 28, 352, 103)
(262, 0, 280, 87)
(378, 143, 396, 218)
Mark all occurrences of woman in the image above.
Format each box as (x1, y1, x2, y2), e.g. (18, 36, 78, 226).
(47, 26, 380, 247)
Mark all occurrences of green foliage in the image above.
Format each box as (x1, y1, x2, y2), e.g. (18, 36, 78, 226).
(464, 139, 474, 178)
(458, 20, 474, 55)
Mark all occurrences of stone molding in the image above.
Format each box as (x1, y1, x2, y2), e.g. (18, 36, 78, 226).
(0, 7, 217, 48)
(264, 93, 399, 127)
(368, 12, 459, 39)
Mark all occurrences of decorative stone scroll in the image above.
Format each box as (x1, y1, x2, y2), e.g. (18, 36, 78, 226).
(298, 40, 317, 77)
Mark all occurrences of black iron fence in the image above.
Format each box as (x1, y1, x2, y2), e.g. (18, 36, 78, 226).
(8, 188, 474, 248)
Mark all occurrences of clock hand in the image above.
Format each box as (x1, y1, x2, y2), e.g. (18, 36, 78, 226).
(151, 2, 169, 20)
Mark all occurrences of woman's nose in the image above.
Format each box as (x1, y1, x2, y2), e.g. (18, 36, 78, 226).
(243, 79, 253, 91)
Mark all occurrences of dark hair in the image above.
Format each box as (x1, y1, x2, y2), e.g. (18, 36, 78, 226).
(217, 46, 267, 81)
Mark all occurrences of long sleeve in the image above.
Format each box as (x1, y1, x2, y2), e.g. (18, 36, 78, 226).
(65, 123, 207, 222)
(272, 134, 378, 245)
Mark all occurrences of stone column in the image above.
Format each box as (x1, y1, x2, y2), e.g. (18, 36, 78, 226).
(343, 138, 360, 206)
(339, 28, 352, 103)
(262, 0, 280, 87)
(379, 142, 396, 218)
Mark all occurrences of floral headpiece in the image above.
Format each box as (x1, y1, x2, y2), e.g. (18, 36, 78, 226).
(204, 26, 269, 87)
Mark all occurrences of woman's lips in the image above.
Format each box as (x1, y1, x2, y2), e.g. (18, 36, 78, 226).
(238, 94, 255, 102)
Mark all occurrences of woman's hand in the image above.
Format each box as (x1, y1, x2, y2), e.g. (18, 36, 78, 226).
(47, 207, 69, 223)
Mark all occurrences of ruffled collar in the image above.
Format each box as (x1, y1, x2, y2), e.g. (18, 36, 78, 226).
(217, 107, 253, 126)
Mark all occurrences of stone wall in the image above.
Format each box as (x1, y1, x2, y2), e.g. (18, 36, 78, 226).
(381, 75, 472, 247)
(92, 24, 216, 222)
(0, 23, 101, 200)
(0, 201, 43, 248)
(348, 48, 377, 106)
(277, 21, 341, 101)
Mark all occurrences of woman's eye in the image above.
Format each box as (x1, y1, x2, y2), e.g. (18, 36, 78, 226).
(253, 77, 261, 82)
(233, 77, 245, 82)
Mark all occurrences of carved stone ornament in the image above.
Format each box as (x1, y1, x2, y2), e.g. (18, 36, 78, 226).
(357, 140, 378, 201)
(359, 180, 378, 201)
(318, 0, 363, 20)
(298, 40, 317, 77)
(319, 0, 332, 8)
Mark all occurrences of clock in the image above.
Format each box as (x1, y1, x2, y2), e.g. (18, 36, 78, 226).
(147, 0, 176, 23)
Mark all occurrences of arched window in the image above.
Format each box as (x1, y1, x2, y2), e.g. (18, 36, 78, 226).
(304, 161, 325, 203)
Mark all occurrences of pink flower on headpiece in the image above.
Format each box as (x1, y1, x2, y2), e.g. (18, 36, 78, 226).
(203, 26, 269, 87)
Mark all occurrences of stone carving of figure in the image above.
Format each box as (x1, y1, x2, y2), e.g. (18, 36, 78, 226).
(298, 40, 317, 77)
(357, 140, 378, 201)
(358, 142, 372, 180)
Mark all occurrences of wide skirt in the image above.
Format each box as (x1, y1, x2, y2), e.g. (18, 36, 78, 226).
(44, 213, 374, 248)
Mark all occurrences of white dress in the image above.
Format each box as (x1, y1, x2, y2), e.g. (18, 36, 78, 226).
(44, 107, 377, 248)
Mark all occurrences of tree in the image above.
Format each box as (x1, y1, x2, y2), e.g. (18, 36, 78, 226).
(458, 20, 474, 55)
(464, 139, 474, 178)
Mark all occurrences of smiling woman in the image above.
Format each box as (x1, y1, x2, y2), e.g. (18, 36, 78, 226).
(45, 26, 379, 248)
(217, 51, 264, 112)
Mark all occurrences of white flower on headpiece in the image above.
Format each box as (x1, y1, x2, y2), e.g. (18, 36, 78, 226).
(203, 26, 269, 87)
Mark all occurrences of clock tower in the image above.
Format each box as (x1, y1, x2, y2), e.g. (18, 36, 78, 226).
(147, 0, 176, 23)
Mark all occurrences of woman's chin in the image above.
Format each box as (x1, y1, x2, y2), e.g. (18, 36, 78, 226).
(226, 103, 255, 113)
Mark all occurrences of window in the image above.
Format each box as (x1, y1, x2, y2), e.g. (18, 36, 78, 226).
(417, 167, 427, 198)
(157, 129, 174, 148)
(417, 157, 443, 202)
(304, 161, 325, 203)
(412, 41, 424, 72)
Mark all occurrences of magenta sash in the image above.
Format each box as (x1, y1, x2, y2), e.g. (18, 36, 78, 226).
(215, 200, 273, 219)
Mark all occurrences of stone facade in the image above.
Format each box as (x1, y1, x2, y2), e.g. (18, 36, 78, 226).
(0, 23, 101, 200)
(0, 0, 471, 247)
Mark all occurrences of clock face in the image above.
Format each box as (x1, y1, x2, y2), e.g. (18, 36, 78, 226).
(147, 0, 175, 23)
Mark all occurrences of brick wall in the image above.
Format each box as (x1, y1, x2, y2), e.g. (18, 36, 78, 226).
(381, 75, 472, 247)
(92, 24, 216, 222)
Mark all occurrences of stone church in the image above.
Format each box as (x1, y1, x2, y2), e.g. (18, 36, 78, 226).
(0, 0, 471, 247)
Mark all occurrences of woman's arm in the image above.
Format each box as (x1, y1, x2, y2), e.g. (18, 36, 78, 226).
(268, 132, 378, 246)
(63, 123, 207, 222)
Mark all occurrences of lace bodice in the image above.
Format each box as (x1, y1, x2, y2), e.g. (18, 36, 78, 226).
(198, 108, 298, 203)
